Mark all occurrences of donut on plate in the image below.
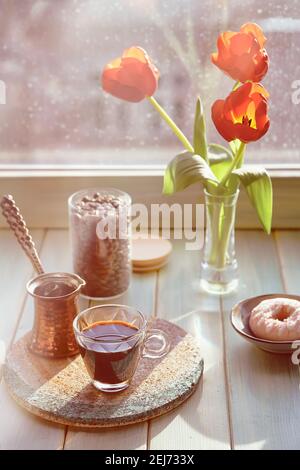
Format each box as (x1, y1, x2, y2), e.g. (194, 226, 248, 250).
(249, 298, 300, 341)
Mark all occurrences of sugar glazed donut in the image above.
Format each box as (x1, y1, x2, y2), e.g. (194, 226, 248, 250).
(249, 298, 300, 341)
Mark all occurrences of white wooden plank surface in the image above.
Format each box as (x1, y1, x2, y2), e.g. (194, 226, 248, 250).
(149, 240, 231, 450)
(2, 229, 300, 450)
(0, 229, 68, 450)
(275, 231, 300, 294)
(0, 384, 65, 450)
(221, 231, 300, 450)
(0, 229, 44, 376)
(65, 424, 148, 451)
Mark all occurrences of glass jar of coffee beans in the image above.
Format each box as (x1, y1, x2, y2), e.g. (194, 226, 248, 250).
(68, 188, 131, 299)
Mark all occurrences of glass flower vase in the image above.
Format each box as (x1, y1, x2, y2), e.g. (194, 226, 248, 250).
(200, 189, 239, 295)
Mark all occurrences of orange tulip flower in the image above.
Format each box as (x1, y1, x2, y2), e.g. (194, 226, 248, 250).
(211, 82, 270, 143)
(102, 46, 159, 102)
(211, 23, 269, 83)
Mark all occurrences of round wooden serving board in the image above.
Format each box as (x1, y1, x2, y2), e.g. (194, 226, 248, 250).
(3, 319, 204, 428)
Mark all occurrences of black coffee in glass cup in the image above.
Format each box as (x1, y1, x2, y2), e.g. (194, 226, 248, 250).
(73, 304, 170, 392)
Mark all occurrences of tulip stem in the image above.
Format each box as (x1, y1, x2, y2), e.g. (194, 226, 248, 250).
(147, 96, 194, 153)
(220, 142, 246, 187)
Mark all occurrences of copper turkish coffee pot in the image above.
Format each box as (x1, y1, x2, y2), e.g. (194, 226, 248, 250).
(0, 195, 85, 358)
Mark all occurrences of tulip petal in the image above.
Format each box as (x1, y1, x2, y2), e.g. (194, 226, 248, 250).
(105, 57, 122, 69)
(212, 83, 270, 143)
(255, 99, 269, 129)
(212, 100, 237, 142)
(222, 31, 236, 47)
(102, 70, 145, 102)
(101, 46, 159, 102)
(251, 83, 270, 100)
(235, 123, 260, 142)
(123, 46, 149, 63)
(225, 82, 252, 119)
(119, 59, 157, 96)
(241, 22, 267, 48)
(211, 23, 268, 82)
(211, 33, 233, 68)
(230, 33, 254, 56)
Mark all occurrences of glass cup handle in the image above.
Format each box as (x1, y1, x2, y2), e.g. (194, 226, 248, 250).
(142, 329, 170, 359)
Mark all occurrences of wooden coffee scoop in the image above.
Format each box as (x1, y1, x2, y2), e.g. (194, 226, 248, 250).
(0, 194, 45, 275)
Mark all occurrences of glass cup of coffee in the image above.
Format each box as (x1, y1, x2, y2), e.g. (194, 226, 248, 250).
(73, 304, 170, 392)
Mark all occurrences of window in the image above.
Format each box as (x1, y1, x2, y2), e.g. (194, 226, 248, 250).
(0, 0, 300, 167)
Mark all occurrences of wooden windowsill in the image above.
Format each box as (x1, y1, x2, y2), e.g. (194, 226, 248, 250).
(0, 165, 299, 229)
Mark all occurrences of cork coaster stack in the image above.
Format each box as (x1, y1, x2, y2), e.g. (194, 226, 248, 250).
(3, 319, 203, 428)
(132, 238, 173, 273)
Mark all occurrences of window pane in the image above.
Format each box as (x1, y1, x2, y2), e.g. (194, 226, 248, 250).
(0, 0, 299, 165)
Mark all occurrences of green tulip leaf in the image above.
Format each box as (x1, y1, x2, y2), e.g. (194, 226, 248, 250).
(193, 97, 208, 161)
(163, 151, 219, 195)
(208, 143, 233, 181)
(211, 159, 233, 182)
(232, 166, 273, 234)
(208, 143, 233, 162)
